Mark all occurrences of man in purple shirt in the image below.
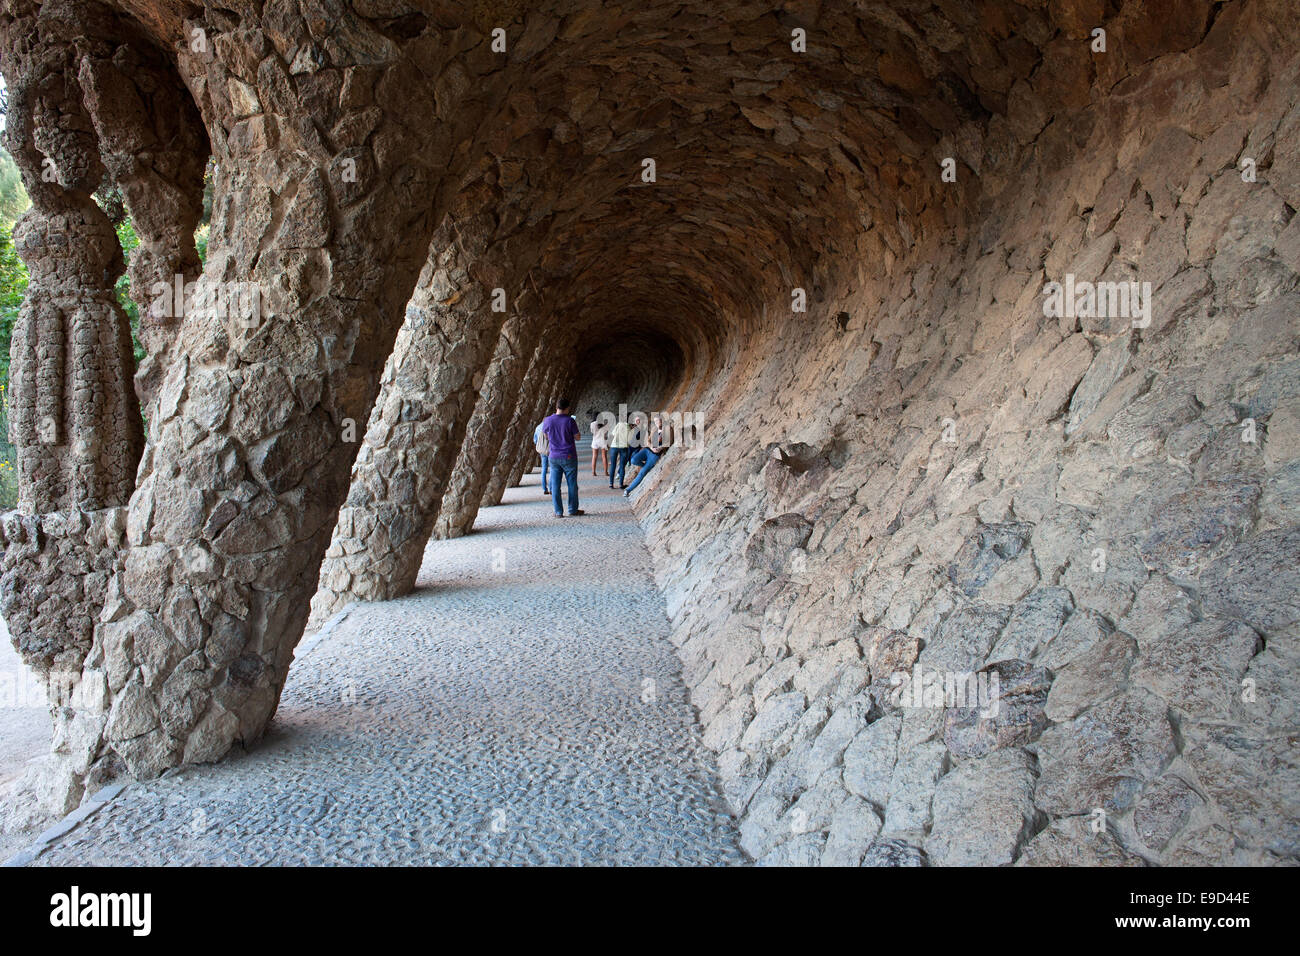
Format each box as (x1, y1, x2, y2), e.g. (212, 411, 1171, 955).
(542, 398, 584, 517)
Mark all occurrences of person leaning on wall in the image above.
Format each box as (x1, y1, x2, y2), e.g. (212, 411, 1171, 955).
(624, 414, 671, 497)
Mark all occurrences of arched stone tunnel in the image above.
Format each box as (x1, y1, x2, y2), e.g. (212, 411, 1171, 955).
(0, 0, 1297, 865)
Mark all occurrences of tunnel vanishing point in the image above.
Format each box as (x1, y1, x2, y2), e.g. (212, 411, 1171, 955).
(0, 0, 1297, 866)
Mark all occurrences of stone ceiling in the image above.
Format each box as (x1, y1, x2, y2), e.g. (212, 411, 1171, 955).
(100, 0, 1142, 401)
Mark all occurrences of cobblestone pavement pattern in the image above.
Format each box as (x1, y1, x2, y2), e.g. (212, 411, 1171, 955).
(28, 465, 744, 865)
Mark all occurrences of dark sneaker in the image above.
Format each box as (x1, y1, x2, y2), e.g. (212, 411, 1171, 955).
(569, 509, 585, 516)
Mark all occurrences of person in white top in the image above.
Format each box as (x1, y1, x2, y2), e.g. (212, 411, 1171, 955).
(589, 409, 611, 477)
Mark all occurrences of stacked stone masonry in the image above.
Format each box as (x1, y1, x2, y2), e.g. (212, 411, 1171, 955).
(0, 0, 1294, 865)
(634, 8, 1300, 865)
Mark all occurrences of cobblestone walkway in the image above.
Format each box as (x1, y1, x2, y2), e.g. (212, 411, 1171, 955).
(29, 463, 744, 865)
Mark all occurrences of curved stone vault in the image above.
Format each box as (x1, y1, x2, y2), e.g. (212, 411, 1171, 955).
(0, 0, 1297, 865)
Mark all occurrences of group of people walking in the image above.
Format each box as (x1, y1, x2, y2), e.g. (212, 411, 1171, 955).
(533, 399, 672, 517)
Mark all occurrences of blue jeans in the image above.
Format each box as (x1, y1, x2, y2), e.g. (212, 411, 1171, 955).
(625, 448, 659, 492)
(540, 454, 549, 492)
(608, 446, 631, 486)
(550, 455, 579, 514)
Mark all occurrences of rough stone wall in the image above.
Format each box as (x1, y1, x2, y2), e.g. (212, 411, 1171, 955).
(0, 508, 128, 814)
(4, 0, 685, 801)
(638, 9, 1300, 865)
(0, 509, 125, 678)
(573, 331, 687, 422)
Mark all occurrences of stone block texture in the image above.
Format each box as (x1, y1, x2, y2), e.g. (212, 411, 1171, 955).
(0, 0, 1294, 866)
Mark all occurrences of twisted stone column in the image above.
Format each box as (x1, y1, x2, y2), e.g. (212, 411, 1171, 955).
(0, 0, 149, 810)
(1, 3, 143, 519)
(73, 13, 208, 409)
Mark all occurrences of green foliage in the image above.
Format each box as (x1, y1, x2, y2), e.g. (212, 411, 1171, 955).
(0, 385, 16, 508)
(113, 217, 146, 366)
(0, 222, 28, 385)
(0, 146, 28, 226)
(0, 214, 27, 329)
(0, 148, 29, 507)
(0, 147, 29, 356)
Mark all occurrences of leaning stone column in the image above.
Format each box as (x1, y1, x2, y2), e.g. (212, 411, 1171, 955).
(479, 344, 553, 509)
(77, 8, 494, 781)
(510, 360, 572, 490)
(308, 217, 513, 625)
(491, 346, 575, 504)
(505, 363, 564, 492)
(431, 310, 544, 539)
